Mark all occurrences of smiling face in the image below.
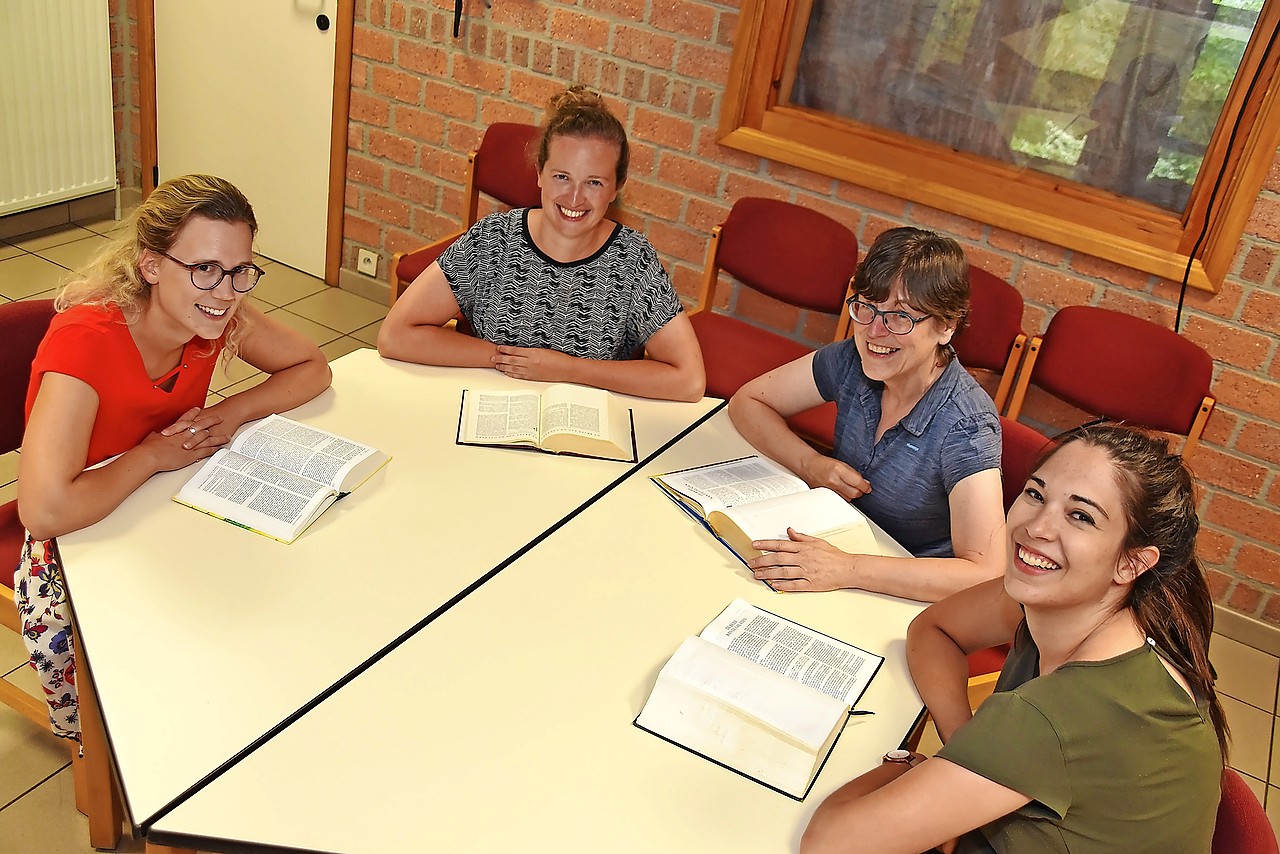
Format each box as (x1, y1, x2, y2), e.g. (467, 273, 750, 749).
(536, 134, 621, 244)
(1004, 441, 1154, 612)
(139, 215, 254, 343)
(852, 282, 957, 389)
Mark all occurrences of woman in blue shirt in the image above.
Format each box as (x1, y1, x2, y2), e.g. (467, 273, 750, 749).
(728, 227, 1005, 601)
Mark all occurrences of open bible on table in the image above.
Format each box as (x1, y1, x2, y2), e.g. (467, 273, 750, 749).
(173, 414, 389, 544)
(456, 384, 636, 463)
(652, 455, 877, 565)
(635, 598, 884, 800)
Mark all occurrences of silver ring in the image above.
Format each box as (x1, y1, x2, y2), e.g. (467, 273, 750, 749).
(188, 426, 199, 434)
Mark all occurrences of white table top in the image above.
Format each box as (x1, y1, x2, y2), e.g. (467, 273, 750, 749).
(148, 408, 926, 853)
(56, 348, 723, 824)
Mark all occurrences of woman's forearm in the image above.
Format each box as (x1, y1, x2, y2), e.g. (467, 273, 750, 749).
(377, 321, 499, 368)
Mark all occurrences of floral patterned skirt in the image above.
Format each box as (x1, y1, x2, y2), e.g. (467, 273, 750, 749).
(13, 532, 79, 741)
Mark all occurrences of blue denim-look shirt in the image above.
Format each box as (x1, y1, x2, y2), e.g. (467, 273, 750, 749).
(812, 338, 1001, 557)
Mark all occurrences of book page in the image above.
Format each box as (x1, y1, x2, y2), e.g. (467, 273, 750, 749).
(232, 414, 382, 492)
(174, 449, 337, 541)
(712, 487, 875, 553)
(539, 383, 611, 440)
(698, 599, 883, 707)
(653, 456, 808, 517)
(460, 390, 540, 446)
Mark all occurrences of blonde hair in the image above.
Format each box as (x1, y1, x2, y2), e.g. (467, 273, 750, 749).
(57, 174, 258, 360)
(535, 85, 629, 184)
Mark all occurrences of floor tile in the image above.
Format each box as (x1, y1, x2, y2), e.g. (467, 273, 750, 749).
(1241, 771, 1267, 804)
(73, 213, 126, 236)
(0, 450, 18, 487)
(285, 287, 387, 334)
(352, 318, 383, 346)
(0, 243, 23, 262)
(219, 373, 271, 397)
(1224, 695, 1273, 781)
(209, 357, 265, 393)
(205, 390, 224, 408)
(250, 263, 326, 307)
(1268, 785, 1280, 841)
(0, 765, 144, 853)
(0, 623, 29, 675)
(0, 703, 71, 809)
(0, 254, 70, 300)
(34, 234, 113, 275)
(11, 226, 98, 253)
(0, 482, 16, 505)
(321, 337, 369, 362)
(263, 308, 342, 347)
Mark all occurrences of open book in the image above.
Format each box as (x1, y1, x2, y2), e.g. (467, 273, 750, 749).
(456, 385, 636, 463)
(635, 599, 884, 800)
(173, 414, 389, 543)
(652, 456, 877, 563)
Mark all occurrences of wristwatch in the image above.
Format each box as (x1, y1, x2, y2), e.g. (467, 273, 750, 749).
(883, 749, 918, 767)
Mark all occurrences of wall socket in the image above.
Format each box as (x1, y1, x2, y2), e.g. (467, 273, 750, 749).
(357, 249, 378, 277)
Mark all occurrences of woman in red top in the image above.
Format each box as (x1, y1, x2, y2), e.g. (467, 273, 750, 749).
(16, 174, 332, 740)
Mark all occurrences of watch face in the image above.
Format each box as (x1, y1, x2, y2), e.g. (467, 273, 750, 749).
(885, 749, 912, 763)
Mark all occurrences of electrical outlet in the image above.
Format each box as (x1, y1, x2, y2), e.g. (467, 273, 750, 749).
(357, 249, 378, 277)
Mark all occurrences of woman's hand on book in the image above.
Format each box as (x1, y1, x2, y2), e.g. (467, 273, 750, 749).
(747, 529, 857, 592)
(798, 455, 872, 501)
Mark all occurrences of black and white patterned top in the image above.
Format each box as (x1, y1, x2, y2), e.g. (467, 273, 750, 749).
(438, 209, 683, 360)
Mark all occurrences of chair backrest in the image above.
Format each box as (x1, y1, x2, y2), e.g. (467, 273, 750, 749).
(953, 266, 1024, 374)
(0, 299, 56, 455)
(999, 416, 1050, 511)
(1213, 768, 1279, 853)
(709, 197, 858, 314)
(1009, 305, 1215, 440)
(466, 121, 543, 225)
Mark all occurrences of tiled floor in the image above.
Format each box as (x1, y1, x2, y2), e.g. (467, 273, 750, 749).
(1, 216, 1278, 850)
(0, 213, 388, 853)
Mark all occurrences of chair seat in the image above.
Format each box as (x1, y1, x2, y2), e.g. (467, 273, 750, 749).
(394, 239, 456, 288)
(690, 312, 814, 401)
(967, 643, 1011, 679)
(1, 499, 23, 591)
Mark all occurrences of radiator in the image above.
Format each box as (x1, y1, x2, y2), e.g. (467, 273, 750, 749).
(0, 0, 116, 216)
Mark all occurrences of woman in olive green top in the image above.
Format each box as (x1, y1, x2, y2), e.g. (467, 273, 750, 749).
(802, 425, 1227, 854)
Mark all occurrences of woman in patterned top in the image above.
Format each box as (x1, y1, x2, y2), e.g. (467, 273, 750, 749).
(379, 85, 705, 402)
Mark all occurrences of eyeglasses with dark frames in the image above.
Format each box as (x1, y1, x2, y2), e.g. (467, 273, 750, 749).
(160, 251, 265, 293)
(846, 298, 929, 335)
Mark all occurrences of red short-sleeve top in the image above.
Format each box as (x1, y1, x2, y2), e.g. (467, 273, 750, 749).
(25, 304, 224, 467)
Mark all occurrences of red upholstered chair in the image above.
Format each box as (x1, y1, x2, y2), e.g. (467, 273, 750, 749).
(0, 298, 56, 729)
(1214, 768, 1279, 853)
(951, 266, 1027, 414)
(689, 197, 858, 446)
(388, 121, 542, 308)
(966, 417, 1052, 708)
(1005, 305, 1216, 458)
(0, 298, 124, 848)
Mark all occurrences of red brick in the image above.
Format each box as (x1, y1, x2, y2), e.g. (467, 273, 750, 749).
(373, 67, 423, 104)
(716, 9, 739, 46)
(723, 173, 789, 204)
(343, 212, 382, 246)
(1228, 582, 1263, 614)
(1152, 277, 1241, 321)
(1014, 266, 1098, 309)
(1215, 369, 1280, 422)
(389, 169, 436, 206)
(909, 204, 986, 241)
(549, 8, 609, 50)
(764, 161, 835, 195)
(699, 128, 759, 171)
(510, 35, 530, 68)
(631, 108, 695, 150)
(657, 154, 722, 197)
(833, 181, 909, 217)
(388, 1, 406, 31)
(1239, 245, 1276, 284)
(676, 41, 730, 83)
(623, 178, 684, 219)
(671, 264, 703, 300)
(393, 106, 445, 144)
(350, 92, 391, 127)
(621, 66, 645, 101)
(1201, 407, 1238, 446)
(1184, 314, 1269, 371)
(1261, 595, 1280, 628)
(509, 71, 566, 113)
(685, 198, 732, 233)
(398, 40, 447, 77)
(802, 310, 840, 345)
(1068, 254, 1153, 291)
(479, 97, 538, 127)
(369, 130, 416, 166)
(988, 229, 1068, 265)
(408, 6, 429, 38)
(1240, 289, 1280, 335)
(454, 56, 506, 94)
(1236, 421, 1280, 465)
(582, 0, 647, 17)
(1206, 493, 1280, 548)
(367, 0, 385, 26)
(736, 287, 802, 336)
(647, 220, 709, 264)
(649, 0, 717, 38)
(965, 247, 1015, 282)
(346, 153, 386, 188)
(555, 45, 577, 81)
(365, 191, 412, 228)
(1198, 528, 1235, 566)
(354, 27, 394, 62)
(1095, 291, 1175, 327)
(1262, 150, 1280, 193)
(691, 86, 717, 121)
(1237, 542, 1280, 587)
(791, 194, 862, 242)
(1270, 478, 1280, 507)
(422, 80, 477, 120)
(1191, 446, 1268, 498)
(1244, 193, 1280, 243)
(862, 216, 911, 251)
(490, 0, 549, 29)
(615, 27, 677, 69)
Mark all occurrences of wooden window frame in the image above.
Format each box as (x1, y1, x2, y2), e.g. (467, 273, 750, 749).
(719, 0, 1280, 292)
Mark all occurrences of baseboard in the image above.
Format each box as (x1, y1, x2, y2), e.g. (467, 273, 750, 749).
(338, 267, 389, 306)
(1214, 605, 1280, 657)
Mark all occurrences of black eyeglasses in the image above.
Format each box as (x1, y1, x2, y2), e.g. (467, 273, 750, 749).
(846, 298, 929, 335)
(160, 251, 265, 293)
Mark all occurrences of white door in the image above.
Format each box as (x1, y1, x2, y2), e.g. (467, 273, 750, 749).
(153, 1, 336, 277)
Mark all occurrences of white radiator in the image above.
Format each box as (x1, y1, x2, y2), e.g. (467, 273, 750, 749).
(0, 0, 116, 216)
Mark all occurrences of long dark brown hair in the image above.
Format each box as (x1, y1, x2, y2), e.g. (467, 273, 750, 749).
(1048, 424, 1229, 759)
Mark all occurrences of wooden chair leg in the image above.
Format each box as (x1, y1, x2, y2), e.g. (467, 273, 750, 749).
(77, 674, 123, 850)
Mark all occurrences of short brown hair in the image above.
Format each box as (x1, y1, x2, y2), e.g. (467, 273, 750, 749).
(854, 227, 970, 329)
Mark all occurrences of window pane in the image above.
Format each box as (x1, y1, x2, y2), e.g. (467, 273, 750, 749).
(788, 0, 1264, 213)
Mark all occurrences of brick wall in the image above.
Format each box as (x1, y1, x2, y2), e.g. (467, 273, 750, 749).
(109, 0, 142, 205)
(118, 0, 1280, 625)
